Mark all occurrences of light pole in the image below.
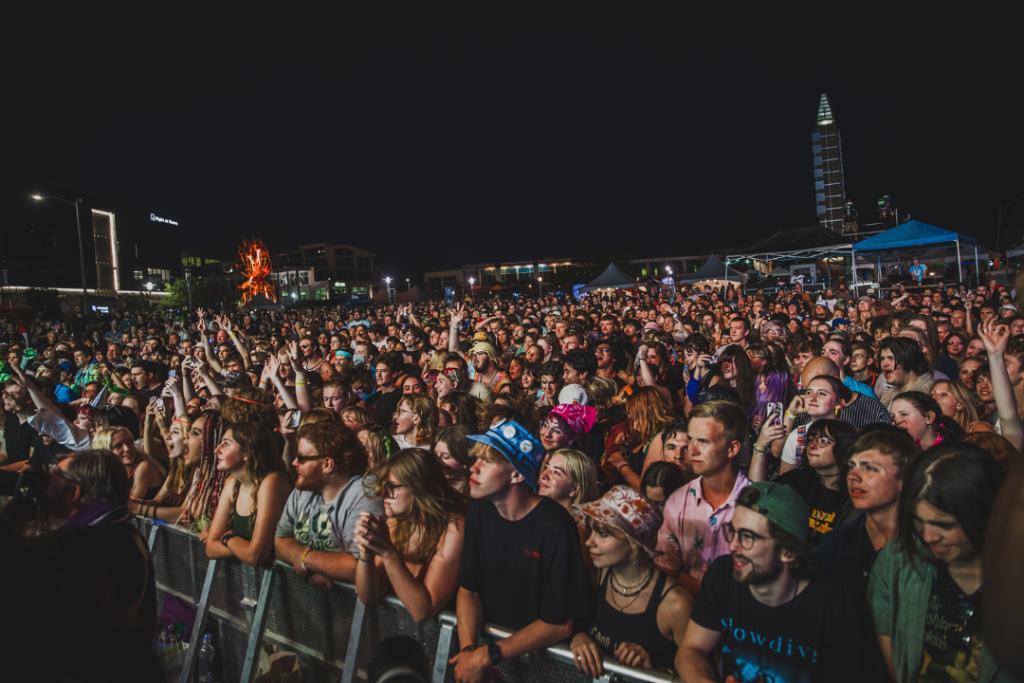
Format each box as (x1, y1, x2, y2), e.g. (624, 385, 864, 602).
(405, 277, 411, 291)
(31, 193, 88, 312)
(384, 276, 393, 303)
(537, 275, 543, 298)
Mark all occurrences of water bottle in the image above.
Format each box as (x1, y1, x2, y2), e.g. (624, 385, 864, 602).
(197, 633, 216, 683)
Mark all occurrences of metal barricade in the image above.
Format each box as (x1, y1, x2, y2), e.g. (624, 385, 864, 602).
(138, 517, 678, 683)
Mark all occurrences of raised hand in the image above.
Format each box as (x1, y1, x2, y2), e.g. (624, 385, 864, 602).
(979, 317, 1011, 356)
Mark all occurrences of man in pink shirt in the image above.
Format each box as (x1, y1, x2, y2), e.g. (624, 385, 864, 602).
(655, 400, 749, 593)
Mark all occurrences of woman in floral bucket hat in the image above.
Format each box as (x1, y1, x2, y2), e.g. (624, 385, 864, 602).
(570, 485, 692, 676)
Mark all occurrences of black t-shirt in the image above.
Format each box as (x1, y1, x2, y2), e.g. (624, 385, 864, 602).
(816, 515, 878, 599)
(690, 555, 883, 683)
(3, 411, 41, 463)
(460, 496, 591, 631)
(775, 468, 848, 545)
(921, 565, 983, 679)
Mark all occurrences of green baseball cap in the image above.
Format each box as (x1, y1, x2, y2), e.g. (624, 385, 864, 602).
(741, 482, 809, 543)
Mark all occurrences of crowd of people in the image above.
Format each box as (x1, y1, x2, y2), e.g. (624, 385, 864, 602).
(2, 277, 1023, 682)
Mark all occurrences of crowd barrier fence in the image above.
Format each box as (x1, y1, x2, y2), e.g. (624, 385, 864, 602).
(135, 517, 677, 683)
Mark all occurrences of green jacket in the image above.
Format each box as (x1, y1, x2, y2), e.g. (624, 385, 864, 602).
(869, 542, 1022, 683)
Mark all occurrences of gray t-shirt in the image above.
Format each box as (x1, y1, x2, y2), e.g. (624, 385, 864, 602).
(275, 475, 382, 556)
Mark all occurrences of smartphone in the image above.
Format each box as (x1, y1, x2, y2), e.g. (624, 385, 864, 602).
(766, 401, 784, 423)
(168, 369, 177, 379)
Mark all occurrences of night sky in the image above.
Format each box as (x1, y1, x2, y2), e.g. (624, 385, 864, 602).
(4, 9, 1022, 279)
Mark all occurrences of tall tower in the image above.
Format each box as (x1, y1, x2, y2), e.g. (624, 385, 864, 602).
(811, 94, 847, 233)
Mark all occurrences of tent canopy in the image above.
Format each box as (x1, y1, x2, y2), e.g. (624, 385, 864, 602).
(677, 254, 744, 284)
(852, 220, 976, 252)
(584, 262, 638, 290)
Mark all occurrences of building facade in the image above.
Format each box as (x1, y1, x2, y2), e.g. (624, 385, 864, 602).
(270, 243, 375, 302)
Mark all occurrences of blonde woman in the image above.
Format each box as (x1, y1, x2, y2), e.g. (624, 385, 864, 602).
(354, 448, 466, 622)
(391, 394, 439, 450)
(539, 448, 600, 511)
(92, 426, 166, 500)
(930, 379, 994, 434)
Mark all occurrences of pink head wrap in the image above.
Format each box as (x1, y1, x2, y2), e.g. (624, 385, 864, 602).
(549, 403, 598, 435)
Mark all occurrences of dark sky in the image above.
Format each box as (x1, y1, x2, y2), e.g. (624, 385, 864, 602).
(4, 9, 1022, 278)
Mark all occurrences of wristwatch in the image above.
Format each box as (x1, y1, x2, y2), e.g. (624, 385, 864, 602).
(486, 640, 503, 665)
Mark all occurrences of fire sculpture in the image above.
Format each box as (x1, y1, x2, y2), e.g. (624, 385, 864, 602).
(238, 238, 276, 304)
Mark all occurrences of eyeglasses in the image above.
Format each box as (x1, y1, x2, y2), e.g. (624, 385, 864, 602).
(382, 481, 407, 498)
(293, 453, 327, 464)
(722, 522, 767, 550)
(808, 434, 835, 446)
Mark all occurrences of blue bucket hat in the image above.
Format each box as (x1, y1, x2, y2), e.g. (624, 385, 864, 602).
(467, 419, 545, 491)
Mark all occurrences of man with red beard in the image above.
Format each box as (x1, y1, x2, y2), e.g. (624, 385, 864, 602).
(677, 482, 881, 682)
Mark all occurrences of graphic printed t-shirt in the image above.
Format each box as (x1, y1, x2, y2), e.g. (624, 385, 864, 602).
(919, 565, 983, 682)
(690, 556, 880, 683)
(775, 468, 847, 544)
(275, 475, 382, 555)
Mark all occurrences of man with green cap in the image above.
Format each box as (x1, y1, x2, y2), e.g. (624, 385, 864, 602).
(676, 482, 883, 683)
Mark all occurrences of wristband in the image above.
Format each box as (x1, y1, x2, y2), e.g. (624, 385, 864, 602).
(460, 643, 479, 653)
(220, 530, 236, 547)
(784, 410, 797, 420)
(616, 462, 630, 473)
(300, 547, 313, 571)
(295, 380, 307, 387)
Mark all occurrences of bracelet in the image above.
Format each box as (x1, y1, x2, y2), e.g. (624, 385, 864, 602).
(784, 410, 797, 419)
(220, 530, 236, 547)
(300, 547, 313, 571)
(460, 643, 479, 653)
(295, 380, 307, 387)
(616, 462, 630, 472)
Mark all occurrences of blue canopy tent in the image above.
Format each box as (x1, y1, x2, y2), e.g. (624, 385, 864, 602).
(851, 220, 979, 286)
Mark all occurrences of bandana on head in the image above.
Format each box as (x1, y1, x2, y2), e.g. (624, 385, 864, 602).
(549, 403, 598, 435)
(441, 368, 461, 389)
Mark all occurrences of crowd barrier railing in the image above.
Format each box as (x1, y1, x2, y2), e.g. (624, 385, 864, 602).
(135, 517, 678, 683)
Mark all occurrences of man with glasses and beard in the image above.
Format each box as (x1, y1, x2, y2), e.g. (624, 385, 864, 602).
(676, 482, 881, 683)
(275, 423, 382, 587)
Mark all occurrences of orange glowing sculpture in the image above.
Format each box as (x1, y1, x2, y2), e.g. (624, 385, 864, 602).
(238, 238, 276, 304)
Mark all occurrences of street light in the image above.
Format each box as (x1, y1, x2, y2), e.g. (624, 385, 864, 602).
(537, 275, 544, 298)
(144, 281, 155, 292)
(384, 276, 393, 303)
(31, 193, 89, 312)
(468, 276, 476, 289)
(405, 277, 411, 290)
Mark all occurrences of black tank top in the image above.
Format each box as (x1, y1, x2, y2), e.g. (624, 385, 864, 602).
(587, 569, 678, 670)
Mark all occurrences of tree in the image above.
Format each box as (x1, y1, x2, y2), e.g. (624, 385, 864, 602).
(164, 275, 227, 309)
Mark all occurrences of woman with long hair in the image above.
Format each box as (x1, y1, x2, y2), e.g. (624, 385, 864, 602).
(172, 413, 228, 531)
(603, 386, 674, 490)
(930, 380, 994, 434)
(205, 421, 292, 566)
(92, 426, 166, 501)
(433, 424, 474, 493)
(391, 394, 439, 450)
(869, 443, 1007, 682)
(718, 344, 756, 417)
(354, 448, 465, 622)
